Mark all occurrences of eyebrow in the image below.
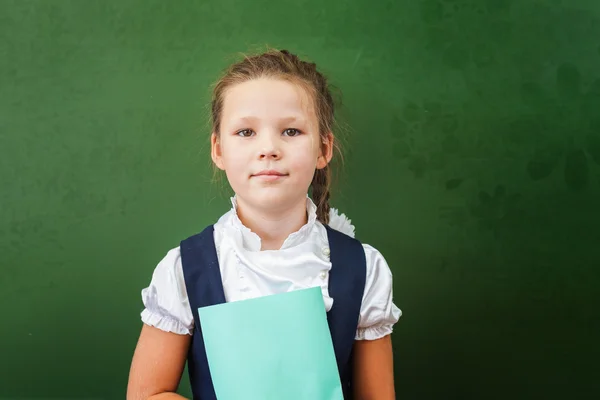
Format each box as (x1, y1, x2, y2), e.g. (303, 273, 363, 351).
(235, 116, 306, 124)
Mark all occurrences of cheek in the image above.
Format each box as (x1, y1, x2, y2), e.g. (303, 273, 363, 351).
(220, 141, 248, 164)
(223, 158, 247, 183)
(219, 150, 247, 184)
(288, 149, 318, 175)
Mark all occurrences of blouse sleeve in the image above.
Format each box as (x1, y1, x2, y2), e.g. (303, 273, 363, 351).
(355, 244, 402, 340)
(140, 247, 195, 335)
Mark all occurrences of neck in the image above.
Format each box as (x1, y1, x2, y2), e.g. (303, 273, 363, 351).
(235, 196, 308, 250)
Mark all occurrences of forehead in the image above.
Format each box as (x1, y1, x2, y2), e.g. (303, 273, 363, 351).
(221, 78, 316, 123)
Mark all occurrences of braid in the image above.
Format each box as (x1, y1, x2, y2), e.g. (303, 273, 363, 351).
(312, 166, 331, 224)
(276, 49, 334, 225)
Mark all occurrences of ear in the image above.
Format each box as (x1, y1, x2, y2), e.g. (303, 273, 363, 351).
(316, 132, 334, 170)
(211, 133, 226, 170)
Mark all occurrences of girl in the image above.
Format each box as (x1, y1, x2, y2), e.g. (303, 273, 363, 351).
(127, 49, 401, 400)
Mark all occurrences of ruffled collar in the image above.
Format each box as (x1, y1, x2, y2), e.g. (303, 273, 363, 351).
(227, 195, 317, 251)
(226, 195, 356, 251)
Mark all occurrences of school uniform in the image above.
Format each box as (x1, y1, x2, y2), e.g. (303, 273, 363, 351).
(141, 196, 401, 399)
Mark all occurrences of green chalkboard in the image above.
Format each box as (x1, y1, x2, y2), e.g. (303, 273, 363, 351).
(1, 0, 599, 398)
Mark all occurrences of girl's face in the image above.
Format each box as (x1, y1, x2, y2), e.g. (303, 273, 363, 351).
(212, 78, 333, 214)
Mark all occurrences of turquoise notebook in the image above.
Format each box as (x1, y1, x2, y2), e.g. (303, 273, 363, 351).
(198, 287, 344, 400)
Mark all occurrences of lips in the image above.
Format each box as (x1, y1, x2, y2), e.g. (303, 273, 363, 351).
(251, 170, 289, 182)
(252, 170, 288, 177)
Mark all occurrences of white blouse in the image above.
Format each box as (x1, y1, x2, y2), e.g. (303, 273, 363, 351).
(141, 197, 402, 340)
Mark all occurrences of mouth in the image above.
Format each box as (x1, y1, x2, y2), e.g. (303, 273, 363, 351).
(251, 170, 289, 181)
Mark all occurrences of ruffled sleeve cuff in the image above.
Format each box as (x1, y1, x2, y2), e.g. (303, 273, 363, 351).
(356, 323, 396, 340)
(141, 308, 192, 335)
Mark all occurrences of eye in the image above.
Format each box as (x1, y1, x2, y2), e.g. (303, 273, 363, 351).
(283, 128, 302, 137)
(236, 129, 255, 137)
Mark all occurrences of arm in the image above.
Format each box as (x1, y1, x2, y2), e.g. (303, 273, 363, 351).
(127, 324, 191, 400)
(352, 334, 395, 400)
(353, 244, 401, 399)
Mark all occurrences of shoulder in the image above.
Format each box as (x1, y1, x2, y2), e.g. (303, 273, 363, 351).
(182, 209, 233, 246)
(325, 207, 391, 275)
(178, 209, 233, 257)
(152, 246, 183, 277)
(146, 246, 186, 295)
(164, 245, 182, 260)
(361, 243, 392, 276)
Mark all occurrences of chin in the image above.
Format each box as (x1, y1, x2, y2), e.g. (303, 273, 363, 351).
(239, 190, 306, 212)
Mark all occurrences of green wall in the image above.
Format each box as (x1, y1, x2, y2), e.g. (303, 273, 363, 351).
(1, 0, 599, 398)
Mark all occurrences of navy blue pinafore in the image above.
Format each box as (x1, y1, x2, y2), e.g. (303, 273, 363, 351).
(180, 224, 366, 400)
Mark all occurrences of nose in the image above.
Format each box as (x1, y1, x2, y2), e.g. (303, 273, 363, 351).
(258, 133, 281, 160)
